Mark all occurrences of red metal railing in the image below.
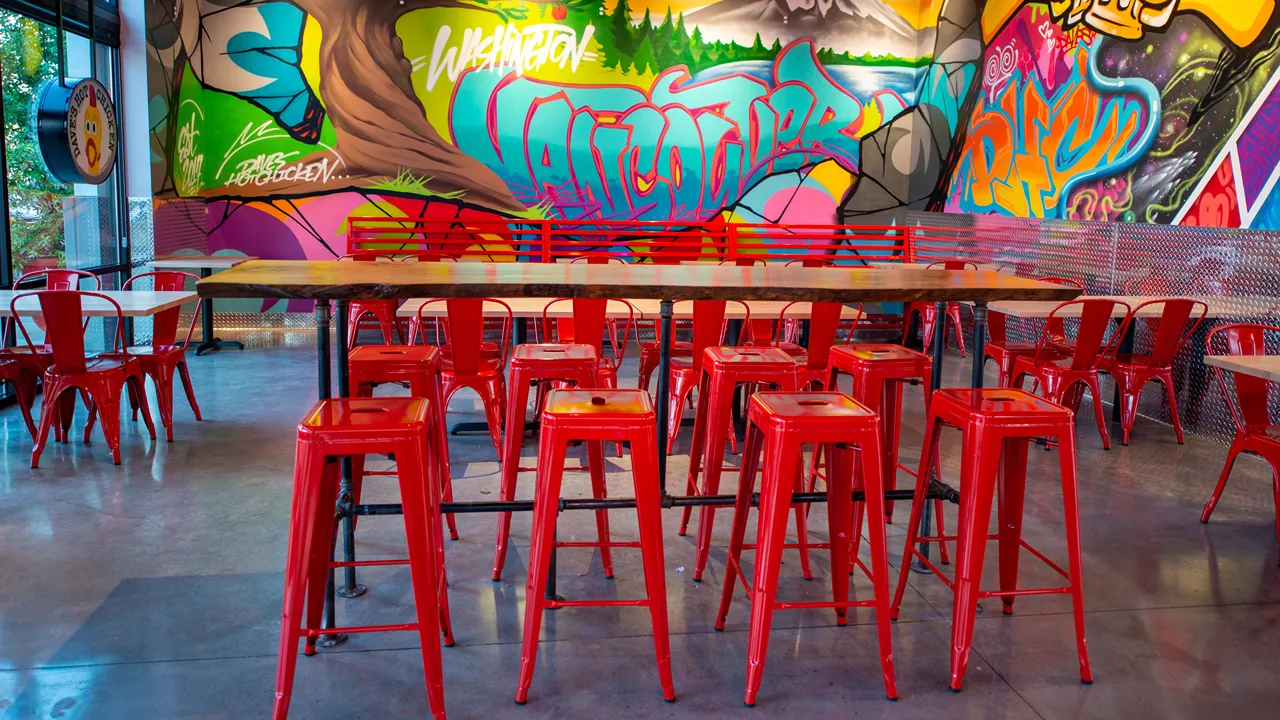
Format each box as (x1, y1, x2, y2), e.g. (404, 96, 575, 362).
(345, 218, 915, 265)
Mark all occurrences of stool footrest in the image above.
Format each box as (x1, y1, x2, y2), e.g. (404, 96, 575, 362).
(518, 464, 589, 473)
(328, 558, 410, 568)
(304, 622, 417, 637)
(774, 599, 875, 611)
(907, 537, 1073, 594)
(978, 587, 1072, 599)
(545, 598, 650, 609)
(554, 541, 643, 549)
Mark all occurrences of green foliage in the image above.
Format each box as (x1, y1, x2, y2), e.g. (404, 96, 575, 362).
(366, 169, 467, 199)
(0, 13, 69, 271)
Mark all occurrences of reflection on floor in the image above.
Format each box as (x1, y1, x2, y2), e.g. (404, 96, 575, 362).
(0, 343, 1278, 718)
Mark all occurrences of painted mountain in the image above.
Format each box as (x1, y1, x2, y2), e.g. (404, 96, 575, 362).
(688, 0, 928, 58)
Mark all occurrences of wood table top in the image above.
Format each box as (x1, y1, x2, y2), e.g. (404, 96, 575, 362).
(152, 255, 256, 269)
(1204, 355, 1280, 382)
(397, 298, 866, 320)
(197, 260, 1080, 304)
(0, 290, 197, 317)
(979, 296, 1263, 319)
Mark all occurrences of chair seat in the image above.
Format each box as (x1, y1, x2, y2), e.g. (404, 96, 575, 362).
(439, 356, 503, 375)
(116, 345, 186, 358)
(62, 356, 134, 375)
(1109, 353, 1161, 369)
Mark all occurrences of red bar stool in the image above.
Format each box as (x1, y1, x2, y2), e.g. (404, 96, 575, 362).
(349, 344, 458, 540)
(684, 344, 801, 582)
(517, 389, 675, 705)
(1107, 298, 1208, 445)
(891, 388, 1092, 691)
(665, 299, 748, 452)
(1200, 323, 1280, 554)
(823, 344, 949, 560)
(273, 397, 452, 720)
(1011, 298, 1131, 450)
(714, 392, 897, 705)
(492, 337, 602, 581)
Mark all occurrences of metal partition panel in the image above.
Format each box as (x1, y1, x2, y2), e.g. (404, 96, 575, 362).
(908, 210, 1280, 444)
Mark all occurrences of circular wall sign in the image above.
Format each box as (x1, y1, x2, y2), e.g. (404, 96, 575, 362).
(35, 77, 119, 185)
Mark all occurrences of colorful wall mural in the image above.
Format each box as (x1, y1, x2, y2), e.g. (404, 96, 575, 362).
(143, 0, 1280, 278)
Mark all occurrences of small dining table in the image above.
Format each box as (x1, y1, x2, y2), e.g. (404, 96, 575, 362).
(1203, 355, 1280, 382)
(0, 290, 196, 317)
(198, 259, 1079, 644)
(152, 255, 255, 355)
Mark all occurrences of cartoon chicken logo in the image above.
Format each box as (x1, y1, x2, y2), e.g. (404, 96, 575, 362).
(83, 85, 103, 176)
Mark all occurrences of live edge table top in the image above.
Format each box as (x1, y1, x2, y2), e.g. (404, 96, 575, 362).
(196, 260, 1081, 304)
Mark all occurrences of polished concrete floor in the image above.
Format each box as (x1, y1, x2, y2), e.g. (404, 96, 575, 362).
(2, 342, 1279, 719)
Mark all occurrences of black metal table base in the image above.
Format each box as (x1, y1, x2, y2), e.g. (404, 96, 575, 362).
(194, 339, 245, 356)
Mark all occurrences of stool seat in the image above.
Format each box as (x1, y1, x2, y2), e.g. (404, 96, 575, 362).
(749, 392, 876, 431)
(299, 397, 430, 437)
(933, 388, 1073, 423)
(542, 388, 654, 421)
(703, 346, 796, 367)
(512, 343, 598, 363)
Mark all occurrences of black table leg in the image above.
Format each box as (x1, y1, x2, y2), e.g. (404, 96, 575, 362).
(314, 302, 347, 649)
(913, 301, 949, 573)
(1111, 319, 1136, 423)
(194, 267, 245, 356)
(971, 303, 988, 389)
(334, 300, 366, 600)
(656, 299, 674, 495)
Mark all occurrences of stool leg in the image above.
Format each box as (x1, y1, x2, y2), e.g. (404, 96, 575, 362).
(417, 374, 457, 542)
(273, 442, 325, 720)
(716, 423, 763, 631)
(630, 427, 677, 702)
(891, 411, 943, 620)
(921, 374, 950, 565)
(494, 367, 532, 580)
(879, 380, 898, 521)
(396, 437, 448, 718)
(516, 436, 568, 704)
(1057, 424, 1093, 683)
(303, 461, 343, 655)
(743, 434, 801, 707)
(587, 439, 615, 578)
(854, 427, 898, 700)
(949, 432, 1001, 692)
(997, 438, 1028, 615)
(826, 442, 852, 626)
(791, 458, 814, 581)
(680, 371, 712, 536)
(693, 373, 736, 581)
(422, 398, 455, 647)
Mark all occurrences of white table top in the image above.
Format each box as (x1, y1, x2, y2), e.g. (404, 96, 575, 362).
(152, 255, 255, 270)
(978, 296, 1259, 319)
(1204, 355, 1280, 382)
(0, 290, 197, 317)
(397, 298, 864, 321)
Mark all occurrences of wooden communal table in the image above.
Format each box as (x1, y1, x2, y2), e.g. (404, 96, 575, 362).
(199, 260, 1078, 643)
(152, 255, 255, 355)
(397, 297, 866, 320)
(0, 290, 195, 317)
(1204, 355, 1280, 382)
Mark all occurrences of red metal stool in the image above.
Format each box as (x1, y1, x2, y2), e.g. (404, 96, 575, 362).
(825, 345, 947, 547)
(683, 345, 801, 582)
(492, 342, 601, 581)
(891, 389, 1092, 691)
(349, 345, 458, 540)
(517, 389, 675, 705)
(714, 392, 897, 705)
(273, 397, 452, 720)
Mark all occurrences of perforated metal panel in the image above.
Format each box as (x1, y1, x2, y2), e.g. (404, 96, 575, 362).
(908, 211, 1280, 445)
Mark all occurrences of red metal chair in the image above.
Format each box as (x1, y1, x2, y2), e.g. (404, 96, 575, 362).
(1038, 277, 1086, 351)
(100, 271, 203, 442)
(892, 389, 1092, 691)
(767, 302, 857, 387)
(517, 389, 675, 705)
(1, 269, 101, 437)
(537, 298, 634, 390)
(1200, 324, 1280, 555)
(981, 275, 1083, 388)
(1106, 298, 1208, 445)
(273, 397, 451, 720)
(907, 260, 977, 356)
(417, 298, 512, 457)
(339, 255, 403, 346)
(0, 359, 35, 439)
(1010, 298, 1131, 450)
(665, 300, 749, 452)
(714, 392, 897, 705)
(13, 291, 156, 467)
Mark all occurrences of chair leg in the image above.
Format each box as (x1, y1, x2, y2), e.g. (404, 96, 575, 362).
(479, 378, 506, 458)
(1160, 371, 1185, 445)
(1084, 377, 1111, 450)
(155, 364, 177, 442)
(949, 304, 966, 357)
(131, 375, 158, 441)
(1115, 373, 1141, 446)
(629, 426, 677, 701)
(31, 383, 67, 468)
(7, 374, 37, 441)
(586, 439, 614, 578)
(177, 360, 203, 421)
(1202, 435, 1247, 523)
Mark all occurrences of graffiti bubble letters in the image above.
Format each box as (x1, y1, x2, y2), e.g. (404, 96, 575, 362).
(175, 112, 203, 196)
(423, 24, 597, 92)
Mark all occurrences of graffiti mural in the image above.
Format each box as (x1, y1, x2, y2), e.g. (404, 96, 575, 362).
(145, 0, 1280, 280)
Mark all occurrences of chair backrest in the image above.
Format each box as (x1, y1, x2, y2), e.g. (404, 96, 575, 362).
(14, 268, 100, 291)
(123, 271, 202, 347)
(1037, 276, 1086, 343)
(1206, 323, 1280, 430)
(777, 302, 856, 370)
(1036, 298, 1130, 371)
(784, 259, 836, 268)
(11, 291, 124, 374)
(689, 300, 732, 373)
(987, 310, 1009, 344)
(416, 298, 513, 374)
(540, 298, 607, 350)
(720, 258, 765, 267)
(569, 256, 626, 265)
(926, 259, 978, 271)
(1119, 298, 1208, 367)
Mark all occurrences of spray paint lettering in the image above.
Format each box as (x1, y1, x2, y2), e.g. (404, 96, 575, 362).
(423, 24, 597, 91)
